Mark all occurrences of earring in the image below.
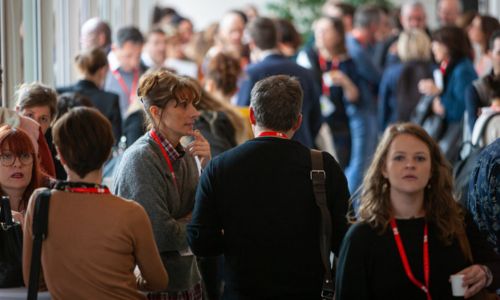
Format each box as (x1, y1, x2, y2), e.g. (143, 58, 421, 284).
(382, 178, 389, 190)
(427, 183, 431, 189)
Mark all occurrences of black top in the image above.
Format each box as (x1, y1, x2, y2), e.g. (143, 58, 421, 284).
(187, 137, 350, 299)
(335, 217, 500, 300)
(57, 80, 122, 141)
(195, 110, 237, 157)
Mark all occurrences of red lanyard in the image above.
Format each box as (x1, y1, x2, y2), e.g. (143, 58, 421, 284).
(65, 187, 110, 194)
(111, 68, 139, 105)
(390, 218, 431, 300)
(439, 60, 449, 76)
(318, 54, 339, 96)
(150, 130, 178, 190)
(257, 131, 288, 139)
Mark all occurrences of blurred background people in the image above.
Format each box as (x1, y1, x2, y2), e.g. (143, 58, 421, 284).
(378, 29, 433, 131)
(467, 15, 500, 76)
(80, 17, 112, 53)
(141, 28, 168, 70)
(437, 0, 462, 27)
(58, 47, 122, 142)
(105, 26, 145, 118)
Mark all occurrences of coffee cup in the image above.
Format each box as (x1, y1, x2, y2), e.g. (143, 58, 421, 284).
(450, 274, 466, 296)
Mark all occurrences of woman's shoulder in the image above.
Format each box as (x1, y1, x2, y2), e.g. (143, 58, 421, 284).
(454, 58, 477, 76)
(117, 135, 160, 169)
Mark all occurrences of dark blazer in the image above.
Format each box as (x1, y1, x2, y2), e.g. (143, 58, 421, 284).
(236, 53, 322, 148)
(57, 80, 122, 140)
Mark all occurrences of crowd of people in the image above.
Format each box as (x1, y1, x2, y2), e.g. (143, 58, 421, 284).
(1, 0, 500, 299)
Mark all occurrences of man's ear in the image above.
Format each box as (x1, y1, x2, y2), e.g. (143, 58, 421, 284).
(292, 114, 302, 131)
(249, 106, 256, 125)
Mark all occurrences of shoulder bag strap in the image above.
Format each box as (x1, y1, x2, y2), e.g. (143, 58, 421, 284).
(0, 196, 14, 225)
(27, 189, 51, 300)
(310, 149, 334, 300)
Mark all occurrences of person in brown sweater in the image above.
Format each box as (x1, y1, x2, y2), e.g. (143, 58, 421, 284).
(22, 107, 168, 299)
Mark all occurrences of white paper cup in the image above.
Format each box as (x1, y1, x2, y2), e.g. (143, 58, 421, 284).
(450, 274, 466, 296)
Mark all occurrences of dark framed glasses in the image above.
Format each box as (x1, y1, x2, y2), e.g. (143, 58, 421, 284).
(0, 152, 34, 167)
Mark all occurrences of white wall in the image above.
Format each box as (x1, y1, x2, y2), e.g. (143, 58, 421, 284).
(159, 0, 269, 31)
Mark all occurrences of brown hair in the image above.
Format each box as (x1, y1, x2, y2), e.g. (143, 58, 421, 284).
(52, 107, 114, 178)
(15, 82, 57, 120)
(0, 125, 41, 211)
(316, 16, 348, 56)
(275, 18, 302, 50)
(191, 79, 247, 144)
(478, 15, 500, 52)
(247, 17, 278, 50)
(206, 52, 241, 96)
(137, 70, 201, 129)
(357, 123, 469, 255)
(432, 26, 473, 62)
(251, 75, 303, 132)
(74, 47, 108, 76)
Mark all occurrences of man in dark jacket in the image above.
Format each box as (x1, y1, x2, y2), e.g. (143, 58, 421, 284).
(188, 75, 350, 300)
(236, 17, 322, 148)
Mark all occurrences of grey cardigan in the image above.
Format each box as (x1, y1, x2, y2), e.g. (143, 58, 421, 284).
(113, 133, 200, 292)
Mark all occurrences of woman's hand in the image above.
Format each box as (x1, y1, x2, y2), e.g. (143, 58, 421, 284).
(432, 97, 446, 116)
(458, 264, 491, 298)
(326, 70, 359, 102)
(187, 130, 211, 168)
(418, 79, 441, 96)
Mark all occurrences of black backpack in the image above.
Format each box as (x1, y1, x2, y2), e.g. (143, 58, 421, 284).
(453, 111, 500, 204)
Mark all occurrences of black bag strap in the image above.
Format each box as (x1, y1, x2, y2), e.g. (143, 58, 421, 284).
(0, 196, 14, 226)
(27, 189, 51, 300)
(310, 150, 334, 300)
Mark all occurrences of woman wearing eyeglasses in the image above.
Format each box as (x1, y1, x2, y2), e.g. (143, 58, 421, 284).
(0, 125, 42, 227)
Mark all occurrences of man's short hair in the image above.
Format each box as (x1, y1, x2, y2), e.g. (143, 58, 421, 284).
(116, 26, 144, 47)
(250, 75, 303, 132)
(353, 4, 381, 29)
(247, 17, 278, 50)
(52, 107, 114, 178)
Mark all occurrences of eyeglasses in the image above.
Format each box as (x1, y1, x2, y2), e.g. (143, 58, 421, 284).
(0, 152, 34, 167)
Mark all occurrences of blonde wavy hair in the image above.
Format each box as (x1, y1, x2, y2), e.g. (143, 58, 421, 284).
(397, 29, 432, 62)
(357, 123, 470, 255)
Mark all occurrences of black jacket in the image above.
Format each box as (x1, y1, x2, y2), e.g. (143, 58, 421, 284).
(57, 80, 122, 141)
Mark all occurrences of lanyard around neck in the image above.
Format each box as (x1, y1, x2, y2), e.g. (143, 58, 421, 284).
(257, 131, 288, 139)
(318, 54, 340, 96)
(111, 68, 139, 105)
(55, 181, 111, 194)
(150, 130, 178, 191)
(390, 218, 431, 300)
